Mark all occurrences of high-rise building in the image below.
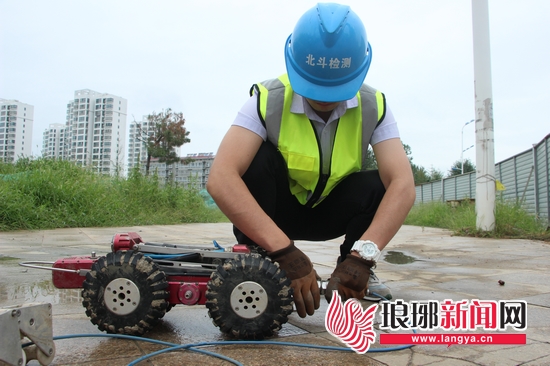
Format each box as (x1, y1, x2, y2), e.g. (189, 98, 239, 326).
(128, 116, 152, 170)
(42, 123, 66, 159)
(64, 89, 127, 175)
(147, 153, 214, 189)
(128, 116, 184, 172)
(0, 99, 34, 163)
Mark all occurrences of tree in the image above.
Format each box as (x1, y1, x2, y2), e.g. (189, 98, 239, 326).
(449, 158, 476, 176)
(362, 142, 413, 171)
(363, 142, 445, 185)
(402, 143, 412, 161)
(401, 143, 433, 185)
(411, 163, 430, 184)
(428, 166, 444, 181)
(134, 109, 191, 176)
(362, 147, 377, 170)
(410, 164, 444, 185)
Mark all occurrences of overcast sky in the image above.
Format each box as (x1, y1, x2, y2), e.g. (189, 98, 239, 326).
(1, 0, 549, 174)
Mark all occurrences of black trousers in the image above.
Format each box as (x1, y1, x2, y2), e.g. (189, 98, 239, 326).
(234, 142, 386, 259)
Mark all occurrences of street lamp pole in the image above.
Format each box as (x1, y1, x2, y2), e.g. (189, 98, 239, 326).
(472, 0, 496, 231)
(461, 119, 474, 174)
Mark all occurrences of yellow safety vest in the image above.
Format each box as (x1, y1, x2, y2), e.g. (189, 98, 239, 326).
(251, 74, 385, 207)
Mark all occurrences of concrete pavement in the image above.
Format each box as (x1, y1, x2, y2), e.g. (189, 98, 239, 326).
(0, 223, 549, 365)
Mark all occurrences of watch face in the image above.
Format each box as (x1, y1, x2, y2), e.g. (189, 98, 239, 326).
(363, 243, 377, 257)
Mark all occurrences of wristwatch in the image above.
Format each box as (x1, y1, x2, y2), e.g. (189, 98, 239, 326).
(351, 240, 381, 263)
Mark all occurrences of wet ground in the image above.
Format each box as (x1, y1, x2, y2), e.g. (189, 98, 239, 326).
(1, 224, 549, 365)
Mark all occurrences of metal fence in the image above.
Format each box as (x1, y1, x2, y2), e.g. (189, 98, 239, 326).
(415, 133, 550, 226)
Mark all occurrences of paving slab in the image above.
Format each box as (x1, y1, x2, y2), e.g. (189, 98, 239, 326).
(1, 224, 549, 365)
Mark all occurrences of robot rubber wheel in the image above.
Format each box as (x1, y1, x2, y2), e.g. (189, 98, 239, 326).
(81, 251, 169, 335)
(206, 254, 293, 340)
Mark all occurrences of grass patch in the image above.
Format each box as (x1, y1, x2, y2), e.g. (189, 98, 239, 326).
(0, 255, 19, 261)
(3, 158, 547, 242)
(405, 200, 550, 241)
(0, 158, 228, 231)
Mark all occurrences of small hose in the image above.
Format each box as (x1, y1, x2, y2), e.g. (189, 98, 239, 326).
(29, 333, 413, 366)
(21, 282, 411, 365)
(30, 290, 414, 366)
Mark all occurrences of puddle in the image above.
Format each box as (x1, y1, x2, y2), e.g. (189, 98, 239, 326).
(383, 251, 416, 264)
(0, 279, 83, 305)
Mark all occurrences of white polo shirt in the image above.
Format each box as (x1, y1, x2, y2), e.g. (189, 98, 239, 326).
(232, 93, 400, 148)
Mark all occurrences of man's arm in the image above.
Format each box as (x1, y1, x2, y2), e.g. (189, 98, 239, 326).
(358, 138, 416, 250)
(206, 125, 290, 252)
(207, 125, 320, 317)
(326, 138, 415, 302)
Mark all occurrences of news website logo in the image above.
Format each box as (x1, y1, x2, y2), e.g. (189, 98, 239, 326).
(324, 291, 379, 354)
(324, 293, 527, 352)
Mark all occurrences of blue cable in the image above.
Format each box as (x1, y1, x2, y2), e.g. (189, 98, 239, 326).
(128, 340, 412, 366)
(22, 287, 413, 365)
(144, 254, 191, 259)
(212, 240, 224, 250)
(128, 343, 243, 366)
(41, 334, 243, 366)
(143, 240, 226, 259)
(38, 332, 413, 366)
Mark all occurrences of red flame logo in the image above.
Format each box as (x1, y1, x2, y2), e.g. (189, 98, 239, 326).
(325, 290, 378, 354)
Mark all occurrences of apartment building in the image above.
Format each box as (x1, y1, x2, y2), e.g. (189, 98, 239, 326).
(65, 89, 127, 174)
(0, 99, 34, 163)
(41, 123, 66, 159)
(147, 153, 214, 189)
(128, 115, 183, 171)
(128, 116, 151, 170)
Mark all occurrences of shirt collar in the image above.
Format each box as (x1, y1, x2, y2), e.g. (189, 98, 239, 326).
(290, 93, 359, 124)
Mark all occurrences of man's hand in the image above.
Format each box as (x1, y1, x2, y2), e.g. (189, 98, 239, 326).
(325, 255, 374, 303)
(268, 242, 320, 318)
(290, 270, 320, 317)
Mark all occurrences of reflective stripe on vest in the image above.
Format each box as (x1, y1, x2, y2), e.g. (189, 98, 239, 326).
(252, 74, 385, 207)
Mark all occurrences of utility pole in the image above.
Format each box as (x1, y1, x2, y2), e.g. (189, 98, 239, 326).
(472, 0, 496, 231)
(461, 119, 474, 174)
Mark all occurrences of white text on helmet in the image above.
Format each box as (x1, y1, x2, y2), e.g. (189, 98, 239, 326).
(305, 54, 352, 69)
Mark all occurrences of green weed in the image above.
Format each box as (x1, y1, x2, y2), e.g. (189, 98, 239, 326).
(5, 158, 547, 241)
(0, 158, 227, 231)
(405, 200, 549, 241)
(0, 256, 19, 261)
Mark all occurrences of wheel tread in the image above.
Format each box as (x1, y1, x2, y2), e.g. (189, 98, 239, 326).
(81, 251, 168, 336)
(206, 253, 293, 340)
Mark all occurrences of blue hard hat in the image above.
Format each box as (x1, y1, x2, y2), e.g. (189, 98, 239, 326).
(285, 3, 372, 102)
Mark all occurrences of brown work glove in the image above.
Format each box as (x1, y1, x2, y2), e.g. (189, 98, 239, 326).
(268, 241, 320, 318)
(325, 255, 374, 303)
